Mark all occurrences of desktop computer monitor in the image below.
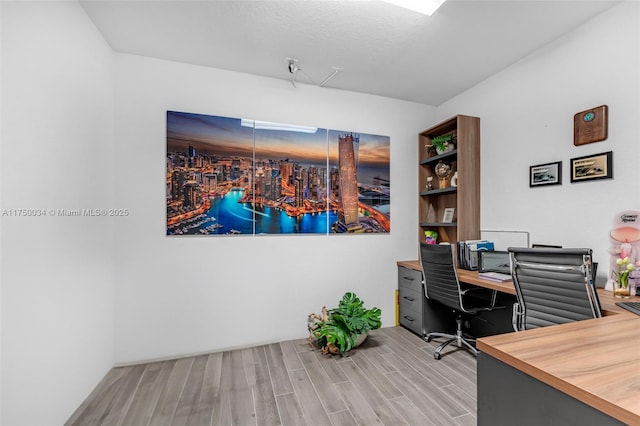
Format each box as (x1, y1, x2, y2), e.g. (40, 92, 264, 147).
(478, 251, 510, 274)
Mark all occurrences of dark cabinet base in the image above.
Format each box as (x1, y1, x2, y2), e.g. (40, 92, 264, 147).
(478, 353, 624, 426)
(398, 265, 515, 338)
(468, 292, 515, 337)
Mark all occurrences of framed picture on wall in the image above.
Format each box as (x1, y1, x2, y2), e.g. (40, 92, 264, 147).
(570, 151, 613, 183)
(165, 111, 391, 236)
(529, 161, 562, 187)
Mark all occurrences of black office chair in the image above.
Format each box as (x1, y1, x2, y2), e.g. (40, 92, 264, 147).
(508, 247, 601, 331)
(419, 243, 497, 360)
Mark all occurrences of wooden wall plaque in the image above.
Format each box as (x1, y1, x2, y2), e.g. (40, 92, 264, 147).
(574, 105, 608, 146)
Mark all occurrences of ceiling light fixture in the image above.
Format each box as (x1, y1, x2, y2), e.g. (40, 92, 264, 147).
(381, 0, 447, 16)
(285, 57, 343, 90)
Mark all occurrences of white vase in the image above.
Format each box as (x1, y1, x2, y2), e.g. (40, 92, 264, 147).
(436, 144, 454, 155)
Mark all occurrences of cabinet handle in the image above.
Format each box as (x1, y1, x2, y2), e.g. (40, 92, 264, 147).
(402, 276, 415, 281)
(402, 296, 415, 302)
(403, 315, 414, 322)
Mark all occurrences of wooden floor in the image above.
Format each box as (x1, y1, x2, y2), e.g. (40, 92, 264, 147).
(66, 326, 478, 426)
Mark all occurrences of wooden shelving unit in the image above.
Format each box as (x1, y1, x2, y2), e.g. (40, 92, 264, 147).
(418, 115, 480, 245)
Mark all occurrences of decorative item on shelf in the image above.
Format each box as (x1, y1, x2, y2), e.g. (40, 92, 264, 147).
(613, 256, 635, 298)
(426, 175, 434, 191)
(430, 134, 456, 155)
(307, 292, 381, 356)
(442, 207, 455, 223)
(425, 230, 438, 244)
(426, 203, 436, 222)
(450, 171, 458, 187)
(434, 161, 452, 188)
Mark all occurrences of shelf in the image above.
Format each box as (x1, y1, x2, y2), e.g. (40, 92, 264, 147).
(420, 222, 458, 227)
(420, 187, 457, 196)
(419, 149, 457, 165)
(417, 115, 480, 245)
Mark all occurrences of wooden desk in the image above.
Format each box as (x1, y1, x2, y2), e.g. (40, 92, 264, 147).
(397, 259, 636, 316)
(399, 259, 515, 294)
(477, 315, 640, 425)
(400, 258, 640, 423)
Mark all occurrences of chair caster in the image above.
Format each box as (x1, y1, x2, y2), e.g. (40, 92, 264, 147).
(426, 335, 433, 342)
(434, 352, 441, 360)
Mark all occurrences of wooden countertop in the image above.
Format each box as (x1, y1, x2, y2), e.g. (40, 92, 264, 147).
(477, 315, 640, 424)
(397, 259, 640, 424)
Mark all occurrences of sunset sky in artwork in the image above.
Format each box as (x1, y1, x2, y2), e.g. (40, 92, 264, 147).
(166, 111, 390, 171)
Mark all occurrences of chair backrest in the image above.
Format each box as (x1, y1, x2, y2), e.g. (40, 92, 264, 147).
(419, 243, 462, 311)
(508, 247, 601, 330)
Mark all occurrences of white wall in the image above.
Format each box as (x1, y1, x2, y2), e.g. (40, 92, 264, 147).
(437, 1, 640, 279)
(3, 1, 636, 423)
(112, 54, 434, 363)
(1, 2, 115, 425)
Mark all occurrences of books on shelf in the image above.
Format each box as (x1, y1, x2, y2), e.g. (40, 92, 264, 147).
(478, 271, 512, 282)
(457, 240, 495, 270)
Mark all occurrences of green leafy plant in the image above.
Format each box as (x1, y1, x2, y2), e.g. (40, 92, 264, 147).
(309, 292, 382, 355)
(430, 134, 456, 152)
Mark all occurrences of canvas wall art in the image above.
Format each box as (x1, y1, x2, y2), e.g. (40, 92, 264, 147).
(166, 111, 390, 236)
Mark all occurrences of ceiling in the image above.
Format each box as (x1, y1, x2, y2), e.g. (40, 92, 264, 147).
(79, 0, 621, 105)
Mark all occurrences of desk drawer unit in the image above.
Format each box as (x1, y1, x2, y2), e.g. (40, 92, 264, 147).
(398, 266, 425, 336)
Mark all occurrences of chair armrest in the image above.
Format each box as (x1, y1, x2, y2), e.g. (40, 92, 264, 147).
(512, 302, 523, 331)
(461, 287, 493, 296)
(461, 287, 498, 310)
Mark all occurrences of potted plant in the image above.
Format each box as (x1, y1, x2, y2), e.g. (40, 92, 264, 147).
(430, 134, 456, 155)
(307, 292, 382, 355)
(613, 256, 635, 298)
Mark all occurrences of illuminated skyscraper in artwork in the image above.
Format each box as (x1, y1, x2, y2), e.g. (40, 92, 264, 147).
(338, 133, 360, 227)
(171, 170, 187, 201)
(188, 145, 196, 168)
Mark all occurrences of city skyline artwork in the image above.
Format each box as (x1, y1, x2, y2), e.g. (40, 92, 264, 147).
(166, 111, 390, 236)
